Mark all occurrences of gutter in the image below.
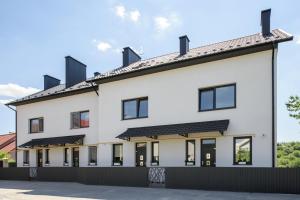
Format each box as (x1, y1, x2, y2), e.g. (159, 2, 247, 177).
(271, 42, 276, 168)
(5, 105, 17, 164)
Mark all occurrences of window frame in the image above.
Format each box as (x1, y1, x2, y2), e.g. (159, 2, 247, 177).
(185, 140, 195, 166)
(151, 141, 159, 166)
(29, 117, 44, 133)
(23, 150, 29, 165)
(70, 110, 89, 129)
(198, 83, 236, 112)
(122, 97, 148, 120)
(88, 146, 97, 165)
(64, 148, 69, 165)
(45, 149, 50, 164)
(233, 136, 252, 165)
(112, 144, 123, 166)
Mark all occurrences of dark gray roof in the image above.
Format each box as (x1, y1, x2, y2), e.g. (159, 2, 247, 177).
(19, 135, 85, 148)
(90, 29, 292, 82)
(116, 120, 229, 140)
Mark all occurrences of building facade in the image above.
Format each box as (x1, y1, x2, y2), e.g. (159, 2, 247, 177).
(7, 9, 293, 168)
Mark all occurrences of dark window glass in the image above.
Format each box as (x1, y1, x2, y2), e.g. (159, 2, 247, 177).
(186, 140, 195, 165)
(89, 146, 97, 164)
(113, 144, 123, 166)
(71, 111, 89, 129)
(30, 118, 43, 133)
(216, 85, 235, 109)
(122, 98, 148, 119)
(23, 150, 29, 165)
(200, 90, 214, 111)
(64, 148, 69, 163)
(45, 149, 50, 164)
(151, 142, 159, 165)
(234, 137, 252, 165)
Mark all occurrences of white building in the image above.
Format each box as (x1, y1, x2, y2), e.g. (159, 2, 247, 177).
(7, 9, 293, 168)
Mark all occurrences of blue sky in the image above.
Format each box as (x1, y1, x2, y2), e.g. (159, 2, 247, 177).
(0, 0, 299, 142)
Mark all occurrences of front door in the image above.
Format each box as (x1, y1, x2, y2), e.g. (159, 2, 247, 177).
(201, 139, 216, 167)
(72, 147, 79, 167)
(136, 143, 146, 167)
(37, 149, 43, 167)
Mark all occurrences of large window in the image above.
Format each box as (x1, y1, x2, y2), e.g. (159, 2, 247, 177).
(151, 142, 159, 166)
(113, 144, 123, 166)
(233, 136, 252, 165)
(71, 111, 89, 129)
(45, 149, 50, 164)
(88, 146, 97, 165)
(122, 97, 148, 120)
(29, 118, 43, 133)
(23, 150, 29, 165)
(199, 84, 236, 111)
(64, 148, 69, 165)
(186, 140, 195, 166)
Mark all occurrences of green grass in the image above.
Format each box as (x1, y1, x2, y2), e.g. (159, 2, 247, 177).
(277, 142, 300, 168)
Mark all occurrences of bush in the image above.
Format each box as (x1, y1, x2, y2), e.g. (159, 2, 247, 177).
(277, 142, 300, 168)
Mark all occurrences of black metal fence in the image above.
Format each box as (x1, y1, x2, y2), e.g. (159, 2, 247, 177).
(0, 167, 299, 194)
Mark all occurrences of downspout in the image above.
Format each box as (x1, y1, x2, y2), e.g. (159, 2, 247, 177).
(5, 105, 17, 165)
(271, 42, 276, 168)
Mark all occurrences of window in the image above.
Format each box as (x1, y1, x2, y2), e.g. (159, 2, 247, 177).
(23, 150, 29, 165)
(71, 111, 89, 129)
(186, 140, 195, 165)
(122, 97, 148, 120)
(151, 142, 159, 165)
(45, 149, 50, 164)
(233, 136, 252, 165)
(113, 144, 123, 166)
(29, 118, 43, 133)
(64, 148, 69, 164)
(88, 146, 97, 165)
(199, 84, 236, 111)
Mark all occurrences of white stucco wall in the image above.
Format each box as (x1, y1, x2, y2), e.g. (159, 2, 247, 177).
(98, 50, 275, 167)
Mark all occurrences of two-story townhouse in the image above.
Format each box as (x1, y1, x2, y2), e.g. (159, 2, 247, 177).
(7, 9, 293, 168)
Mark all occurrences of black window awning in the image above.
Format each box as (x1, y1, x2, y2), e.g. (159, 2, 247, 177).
(116, 120, 229, 140)
(19, 135, 85, 148)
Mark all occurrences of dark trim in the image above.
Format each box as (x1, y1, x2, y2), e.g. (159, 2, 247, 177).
(29, 117, 44, 133)
(45, 149, 50, 164)
(271, 43, 277, 168)
(122, 97, 148, 120)
(64, 147, 69, 164)
(233, 136, 252, 165)
(185, 140, 195, 166)
(90, 42, 291, 85)
(112, 143, 123, 166)
(151, 141, 159, 165)
(198, 83, 236, 112)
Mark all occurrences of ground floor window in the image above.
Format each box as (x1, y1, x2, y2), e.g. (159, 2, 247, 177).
(45, 149, 50, 164)
(151, 142, 159, 165)
(113, 144, 123, 166)
(233, 136, 252, 165)
(88, 146, 97, 165)
(186, 140, 195, 165)
(23, 150, 29, 165)
(64, 148, 69, 165)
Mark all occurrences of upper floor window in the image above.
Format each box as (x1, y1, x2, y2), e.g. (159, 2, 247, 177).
(233, 136, 252, 165)
(122, 97, 148, 120)
(186, 140, 195, 166)
(199, 84, 236, 111)
(29, 118, 43, 133)
(71, 111, 89, 129)
(23, 150, 29, 165)
(88, 146, 97, 165)
(112, 144, 123, 166)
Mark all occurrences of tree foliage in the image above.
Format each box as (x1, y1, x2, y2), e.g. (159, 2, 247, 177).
(277, 142, 300, 168)
(286, 96, 300, 123)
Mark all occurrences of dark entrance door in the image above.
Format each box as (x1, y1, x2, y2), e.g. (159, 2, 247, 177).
(72, 147, 79, 167)
(37, 149, 43, 167)
(201, 139, 216, 167)
(136, 143, 146, 167)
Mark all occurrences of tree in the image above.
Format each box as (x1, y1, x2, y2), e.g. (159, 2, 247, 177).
(286, 96, 300, 123)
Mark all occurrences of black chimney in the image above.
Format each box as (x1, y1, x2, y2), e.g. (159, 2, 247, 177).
(179, 35, 190, 55)
(44, 75, 60, 90)
(122, 47, 141, 67)
(261, 9, 271, 36)
(94, 72, 100, 77)
(65, 56, 86, 88)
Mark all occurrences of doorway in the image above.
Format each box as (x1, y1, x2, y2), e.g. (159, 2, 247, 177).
(37, 149, 43, 167)
(201, 139, 216, 167)
(72, 147, 79, 167)
(136, 143, 146, 167)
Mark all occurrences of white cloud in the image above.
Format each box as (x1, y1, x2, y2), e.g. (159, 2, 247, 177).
(154, 16, 171, 31)
(97, 42, 112, 52)
(115, 5, 126, 18)
(0, 83, 39, 98)
(0, 99, 14, 105)
(130, 10, 141, 22)
(297, 36, 300, 44)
